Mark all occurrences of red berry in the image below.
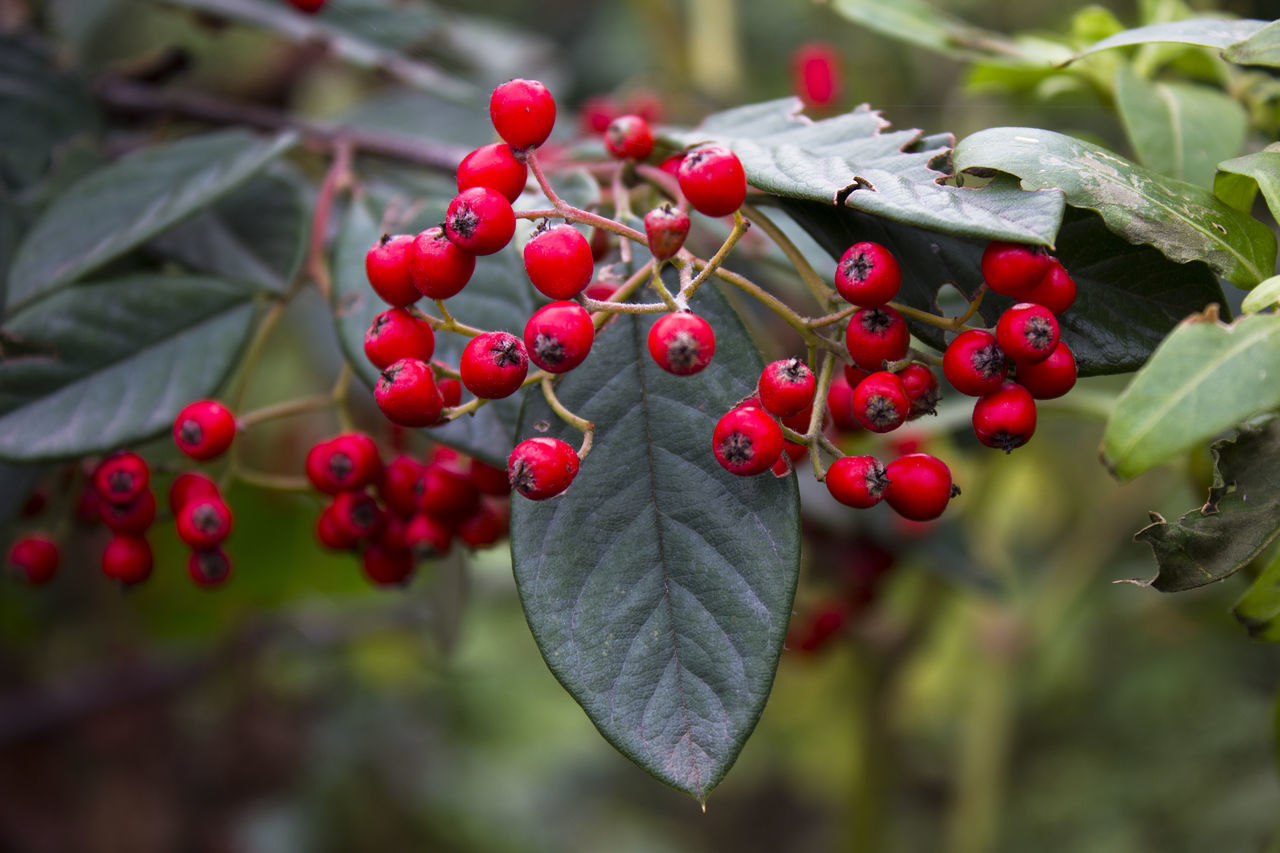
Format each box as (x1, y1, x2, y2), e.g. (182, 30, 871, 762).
(169, 472, 219, 516)
(508, 437, 579, 500)
(188, 548, 232, 588)
(404, 512, 453, 559)
(648, 312, 716, 376)
(884, 453, 954, 522)
(376, 358, 445, 427)
(523, 301, 595, 374)
(996, 302, 1059, 365)
(445, 187, 516, 256)
(1025, 258, 1077, 315)
(102, 535, 153, 585)
(378, 455, 426, 517)
(852, 371, 911, 433)
(981, 241, 1051, 299)
(589, 227, 613, 263)
(439, 378, 463, 408)
(643, 204, 691, 262)
(316, 503, 359, 550)
(896, 363, 940, 419)
(328, 491, 385, 541)
(362, 543, 415, 587)
(713, 406, 784, 476)
(490, 78, 557, 150)
(580, 94, 620, 135)
(100, 488, 156, 535)
(792, 42, 843, 108)
(364, 307, 436, 370)
(93, 452, 149, 506)
(678, 145, 747, 217)
(305, 433, 382, 494)
(7, 535, 58, 585)
(972, 381, 1037, 453)
(625, 90, 664, 123)
(758, 358, 816, 418)
(826, 374, 860, 433)
(417, 462, 481, 520)
(835, 241, 900, 307)
(943, 329, 1008, 396)
(584, 279, 619, 301)
(845, 306, 910, 371)
(604, 114, 655, 161)
(523, 223, 594, 299)
(825, 455, 888, 508)
(456, 142, 528, 203)
(176, 496, 233, 549)
(365, 234, 419, 307)
(470, 459, 511, 496)
(460, 332, 529, 399)
(287, 0, 325, 12)
(409, 226, 476, 299)
(1015, 340, 1077, 400)
(458, 500, 509, 549)
(173, 400, 236, 461)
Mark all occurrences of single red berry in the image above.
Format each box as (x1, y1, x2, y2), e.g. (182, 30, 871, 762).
(445, 187, 516, 256)
(523, 223, 594, 299)
(648, 312, 716, 376)
(100, 488, 156, 535)
(176, 496, 233, 549)
(678, 145, 747, 217)
(604, 114, 655, 160)
(404, 512, 453, 560)
(329, 491, 385, 540)
(996, 302, 1060, 365)
(792, 41, 843, 109)
(589, 227, 613, 263)
(375, 358, 445, 427)
(643, 204, 691, 262)
(93, 452, 150, 506)
(490, 78, 557, 150)
(188, 548, 232, 588)
(851, 371, 910, 433)
(943, 329, 1008, 396)
(438, 378, 463, 408)
(981, 241, 1051, 299)
(316, 503, 359, 551)
(362, 543, 416, 587)
(826, 374, 860, 433)
(458, 500, 509, 549)
(625, 90, 664, 123)
(366, 234, 419, 306)
(884, 453, 955, 522)
(460, 332, 529, 399)
(470, 459, 511, 496)
(508, 437, 580, 500)
(1025, 258, 1077, 315)
(793, 602, 849, 653)
(658, 154, 682, 177)
(845, 306, 910, 371)
(835, 242, 900, 307)
(1016, 340, 1077, 399)
(287, 0, 325, 12)
(825, 455, 889, 508)
(364, 307, 436, 371)
(409, 226, 476, 300)
(172, 400, 236, 461)
(713, 406, 784, 476)
(417, 462, 481, 520)
(377, 513, 408, 552)
(896, 363, 941, 419)
(580, 94, 620, 135)
(7, 535, 59, 585)
(169, 472, 219, 516)
(102, 535, 153, 585)
(378, 455, 426, 517)
(305, 433, 382, 494)
(758, 358, 816, 418)
(456, 142, 528, 203)
(972, 381, 1038, 453)
(584, 279, 619, 301)
(523, 301, 595, 374)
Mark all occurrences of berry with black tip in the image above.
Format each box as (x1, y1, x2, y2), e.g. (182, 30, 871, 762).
(758, 358, 816, 418)
(7, 535, 59, 585)
(305, 433, 382, 494)
(169, 472, 220, 516)
(845, 306, 910, 371)
(884, 453, 955, 521)
(851, 371, 910, 433)
(604, 114, 655, 161)
(524, 223, 594, 299)
(404, 512, 453, 560)
(366, 234, 419, 306)
(972, 381, 1037, 452)
(643, 204, 691, 262)
(825, 455, 889, 508)
(176, 496, 233, 549)
(101, 489, 156, 536)
(524, 301, 595, 374)
(375, 358, 445, 427)
(93, 452, 150, 506)
(943, 329, 1008, 396)
(896, 363, 940, 419)
(508, 437, 579, 500)
(188, 548, 232, 588)
(456, 142, 528, 203)
(445, 187, 516, 256)
(835, 241, 900, 307)
(677, 145, 747, 217)
(173, 400, 236, 461)
(713, 406, 784, 476)
(460, 332, 529, 399)
(329, 491, 385, 540)
(364, 307, 436, 370)
(409, 226, 475, 299)
(648, 312, 716, 376)
(996, 302, 1059, 365)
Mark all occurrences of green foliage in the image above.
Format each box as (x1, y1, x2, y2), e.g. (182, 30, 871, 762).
(1233, 549, 1280, 641)
(1224, 19, 1280, 67)
(1073, 17, 1270, 57)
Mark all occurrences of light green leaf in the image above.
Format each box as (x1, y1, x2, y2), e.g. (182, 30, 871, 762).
(953, 127, 1276, 287)
(1215, 148, 1280, 223)
(1233, 548, 1280, 641)
(1224, 19, 1280, 68)
(1242, 276, 1280, 314)
(1071, 18, 1269, 61)
(1102, 310, 1280, 480)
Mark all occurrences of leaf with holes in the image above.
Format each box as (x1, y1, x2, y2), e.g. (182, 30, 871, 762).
(509, 283, 801, 802)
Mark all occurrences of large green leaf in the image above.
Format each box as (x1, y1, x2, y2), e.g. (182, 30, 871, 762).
(510, 284, 801, 802)
(0, 275, 259, 461)
(1129, 418, 1280, 591)
(1224, 19, 1280, 68)
(663, 99, 1064, 246)
(1102, 311, 1280, 480)
(1114, 67, 1247, 189)
(1233, 549, 1280, 641)
(953, 127, 1276, 288)
(1071, 18, 1269, 61)
(6, 129, 295, 313)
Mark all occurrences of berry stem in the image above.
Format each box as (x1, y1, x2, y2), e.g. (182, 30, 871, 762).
(440, 369, 552, 422)
(887, 300, 986, 333)
(231, 468, 314, 493)
(237, 393, 335, 429)
(540, 376, 596, 460)
(305, 141, 353, 301)
(584, 262, 660, 325)
(807, 351, 840, 482)
(741, 203, 835, 306)
(228, 300, 287, 414)
(807, 304, 859, 328)
(697, 262, 843, 354)
(956, 284, 989, 326)
(678, 211, 750, 303)
(525, 150, 646, 244)
(425, 300, 485, 337)
(648, 264, 683, 312)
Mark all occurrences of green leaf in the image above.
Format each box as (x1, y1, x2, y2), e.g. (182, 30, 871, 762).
(1071, 18, 1269, 61)
(1215, 148, 1280, 223)
(1233, 549, 1280, 641)
(0, 274, 259, 461)
(1224, 19, 1280, 68)
(1102, 310, 1280, 480)
(1114, 67, 1247, 189)
(6, 129, 295, 313)
(147, 170, 309, 294)
(664, 99, 1064, 246)
(953, 127, 1276, 288)
(1129, 418, 1280, 591)
(1242, 276, 1280, 314)
(331, 194, 533, 467)
(510, 284, 801, 802)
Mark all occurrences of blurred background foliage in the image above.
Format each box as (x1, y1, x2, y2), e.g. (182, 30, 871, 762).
(2, 0, 1280, 850)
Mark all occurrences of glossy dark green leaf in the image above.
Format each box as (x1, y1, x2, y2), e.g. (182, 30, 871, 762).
(1233, 550, 1280, 641)
(779, 200, 1224, 376)
(1224, 19, 1280, 68)
(0, 275, 259, 461)
(331, 194, 533, 467)
(663, 99, 1063, 246)
(510, 284, 801, 802)
(953, 127, 1276, 288)
(1129, 418, 1280, 592)
(1103, 311, 1280, 480)
(1072, 18, 1269, 61)
(6, 130, 295, 313)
